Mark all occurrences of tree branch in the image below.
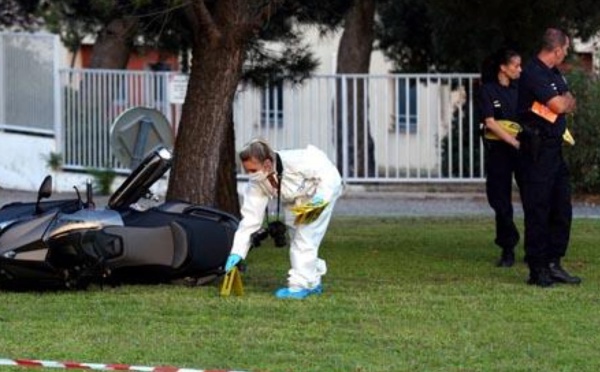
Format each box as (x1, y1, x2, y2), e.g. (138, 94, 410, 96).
(192, 0, 223, 46)
(252, 0, 283, 25)
(235, 0, 285, 40)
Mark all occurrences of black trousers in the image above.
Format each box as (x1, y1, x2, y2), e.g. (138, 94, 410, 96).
(485, 140, 523, 251)
(520, 138, 572, 266)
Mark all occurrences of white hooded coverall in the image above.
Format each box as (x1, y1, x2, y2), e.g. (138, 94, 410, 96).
(230, 145, 343, 290)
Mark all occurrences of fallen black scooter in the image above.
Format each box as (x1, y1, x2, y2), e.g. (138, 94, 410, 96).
(0, 147, 238, 290)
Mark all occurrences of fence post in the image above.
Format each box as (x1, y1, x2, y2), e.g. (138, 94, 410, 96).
(341, 76, 349, 181)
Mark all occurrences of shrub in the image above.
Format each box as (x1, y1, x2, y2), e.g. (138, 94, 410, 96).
(87, 168, 117, 195)
(44, 152, 63, 171)
(564, 69, 600, 194)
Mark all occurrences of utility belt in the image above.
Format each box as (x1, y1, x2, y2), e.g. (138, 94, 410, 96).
(518, 124, 570, 163)
(519, 124, 574, 145)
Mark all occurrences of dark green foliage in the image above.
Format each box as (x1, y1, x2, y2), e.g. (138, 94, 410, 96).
(88, 167, 117, 195)
(242, 40, 319, 87)
(36, 1, 351, 84)
(258, 0, 351, 38)
(40, 0, 193, 59)
(564, 68, 600, 194)
(1, 0, 42, 29)
(376, 0, 600, 72)
(376, 0, 434, 72)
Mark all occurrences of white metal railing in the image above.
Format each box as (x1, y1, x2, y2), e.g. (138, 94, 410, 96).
(0, 30, 484, 185)
(0, 31, 492, 185)
(4, 67, 478, 182)
(56, 69, 484, 182)
(60, 68, 174, 170)
(240, 73, 484, 182)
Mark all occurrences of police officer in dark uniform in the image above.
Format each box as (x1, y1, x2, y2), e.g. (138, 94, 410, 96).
(517, 28, 580, 287)
(477, 48, 523, 267)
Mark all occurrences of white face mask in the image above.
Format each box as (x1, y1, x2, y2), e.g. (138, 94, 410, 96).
(249, 170, 277, 195)
(248, 170, 268, 183)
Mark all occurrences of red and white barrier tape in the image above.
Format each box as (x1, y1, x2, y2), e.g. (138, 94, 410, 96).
(0, 358, 246, 372)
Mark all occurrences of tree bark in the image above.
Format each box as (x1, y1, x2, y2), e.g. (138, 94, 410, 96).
(166, 3, 247, 216)
(215, 112, 240, 216)
(90, 17, 139, 69)
(336, 0, 376, 178)
(167, 0, 286, 216)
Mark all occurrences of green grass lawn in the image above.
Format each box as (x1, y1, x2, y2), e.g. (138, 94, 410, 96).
(1, 216, 599, 372)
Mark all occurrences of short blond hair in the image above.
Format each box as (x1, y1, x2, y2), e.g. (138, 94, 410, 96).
(239, 138, 275, 162)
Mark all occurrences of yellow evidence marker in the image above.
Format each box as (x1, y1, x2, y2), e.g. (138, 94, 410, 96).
(220, 266, 244, 296)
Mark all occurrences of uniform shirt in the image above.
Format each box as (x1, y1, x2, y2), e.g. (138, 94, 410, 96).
(230, 145, 342, 259)
(517, 57, 569, 138)
(477, 80, 519, 122)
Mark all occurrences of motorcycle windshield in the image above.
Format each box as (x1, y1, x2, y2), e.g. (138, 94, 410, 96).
(108, 147, 172, 210)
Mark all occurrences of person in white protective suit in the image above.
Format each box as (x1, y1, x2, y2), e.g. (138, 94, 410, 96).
(224, 139, 343, 299)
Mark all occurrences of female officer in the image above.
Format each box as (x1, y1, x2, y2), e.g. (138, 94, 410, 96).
(477, 48, 523, 267)
(224, 139, 343, 299)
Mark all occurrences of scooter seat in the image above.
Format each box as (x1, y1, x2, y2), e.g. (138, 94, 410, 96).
(103, 221, 189, 271)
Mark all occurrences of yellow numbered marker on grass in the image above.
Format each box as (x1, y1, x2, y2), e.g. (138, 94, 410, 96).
(220, 266, 244, 297)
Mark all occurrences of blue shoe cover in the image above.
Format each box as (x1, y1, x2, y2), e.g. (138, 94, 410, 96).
(274, 285, 322, 299)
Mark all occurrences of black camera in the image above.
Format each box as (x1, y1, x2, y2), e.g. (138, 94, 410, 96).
(251, 221, 288, 248)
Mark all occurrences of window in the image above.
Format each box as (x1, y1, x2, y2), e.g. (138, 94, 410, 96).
(392, 78, 417, 133)
(261, 82, 284, 128)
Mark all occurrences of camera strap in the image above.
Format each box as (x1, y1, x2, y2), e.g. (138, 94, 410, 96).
(263, 153, 284, 224)
(274, 153, 283, 220)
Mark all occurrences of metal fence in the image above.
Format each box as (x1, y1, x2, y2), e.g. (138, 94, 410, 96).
(0, 34, 484, 184)
(235, 74, 484, 182)
(60, 68, 174, 170)
(57, 69, 484, 182)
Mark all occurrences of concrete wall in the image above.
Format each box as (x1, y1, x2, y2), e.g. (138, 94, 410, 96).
(0, 131, 168, 198)
(0, 131, 56, 190)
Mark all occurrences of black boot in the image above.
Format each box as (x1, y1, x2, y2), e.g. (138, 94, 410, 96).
(527, 265, 554, 287)
(496, 248, 515, 267)
(548, 260, 582, 284)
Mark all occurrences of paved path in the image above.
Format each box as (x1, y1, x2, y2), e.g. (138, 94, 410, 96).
(335, 190, 600, 218)
(2, 187, 599, 218)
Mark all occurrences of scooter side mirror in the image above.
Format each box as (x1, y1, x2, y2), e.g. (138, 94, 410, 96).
(35, 175, 53, 214)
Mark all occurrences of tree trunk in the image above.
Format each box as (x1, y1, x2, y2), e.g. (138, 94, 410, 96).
(166, 0, 285, 216)
(336, 0, 376, 178)
(90, 17, 139, 69)
(166, 27, 245, 216)
(215, 112, 240, 216)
